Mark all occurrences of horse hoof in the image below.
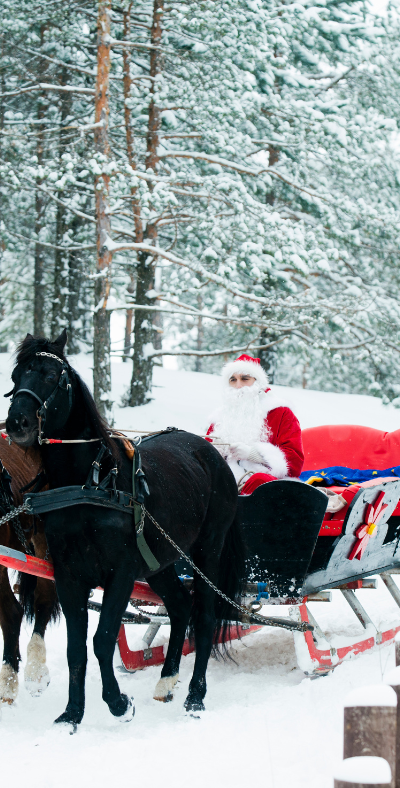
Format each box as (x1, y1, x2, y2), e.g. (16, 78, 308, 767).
(25, 634, 50, 696)
(0, 664, 18, 704)
(184, 697, 205, 714)
(54, 711, 81, 733)
(153, 674, 179, 703)
(53, 718, 78, 735)
(118, 697, 135, 723)
(108, 693, 135, 721)
(25, 667, 50, 697)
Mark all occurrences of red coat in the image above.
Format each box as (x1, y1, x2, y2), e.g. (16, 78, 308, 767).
(206, 391, 304, 484)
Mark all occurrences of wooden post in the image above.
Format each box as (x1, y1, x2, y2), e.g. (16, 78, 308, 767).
(334, 756, 392, 788)
(395, 632, 400, 667)
(343, 685, 396, 788)
(385, 667, 400, 788)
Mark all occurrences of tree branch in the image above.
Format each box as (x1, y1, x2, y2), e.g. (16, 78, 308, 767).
(146, 337, 287, 359)
(1, 83, 95, 98)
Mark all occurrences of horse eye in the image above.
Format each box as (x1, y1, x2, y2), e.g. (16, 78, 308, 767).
(46, 372, 56, 382)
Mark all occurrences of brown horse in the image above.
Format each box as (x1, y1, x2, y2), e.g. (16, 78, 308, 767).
(0, 433, 59, 704)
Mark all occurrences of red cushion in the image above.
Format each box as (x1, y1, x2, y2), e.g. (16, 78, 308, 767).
(302, 425, 400, 471)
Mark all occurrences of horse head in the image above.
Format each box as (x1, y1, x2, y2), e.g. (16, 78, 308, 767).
(6, 329, 71, 446)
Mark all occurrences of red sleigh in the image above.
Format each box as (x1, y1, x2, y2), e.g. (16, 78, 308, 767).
(2, 423, 400, 677)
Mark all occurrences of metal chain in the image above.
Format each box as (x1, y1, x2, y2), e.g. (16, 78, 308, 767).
(0, 502, 32, 528)
(0, 502, 34, 554)
(140, 505, 312, 633)
(0, 500, 311, 633)
(12, 513, 35, 556)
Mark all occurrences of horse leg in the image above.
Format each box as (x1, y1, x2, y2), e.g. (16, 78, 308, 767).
(147, 566, 192, 702)
(53, 579, 90, 729)
(24, 578, 58, 695)
(183, 525, 229, 713)
(92, 571, 136, 720)
(183, 568, 217, 713)
(0, 566, 22, 704)
(25, 534, 57, 695)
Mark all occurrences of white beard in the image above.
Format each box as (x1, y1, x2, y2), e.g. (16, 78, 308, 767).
(214, 384, 269, 446)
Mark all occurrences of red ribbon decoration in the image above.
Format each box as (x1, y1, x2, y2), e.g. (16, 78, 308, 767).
(348, 490, 388, 561)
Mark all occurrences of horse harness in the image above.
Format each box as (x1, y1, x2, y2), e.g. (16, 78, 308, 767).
(0, 352, 313, 633)
(22, 430, 184, 573)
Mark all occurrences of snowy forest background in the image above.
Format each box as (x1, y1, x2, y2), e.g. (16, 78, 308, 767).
(1, 0, 400, 417)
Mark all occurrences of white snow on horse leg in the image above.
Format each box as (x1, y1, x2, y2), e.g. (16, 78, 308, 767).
(24, 633, 50, 695)
(0, 663, 18, 704)
(153, 674, 179, 702)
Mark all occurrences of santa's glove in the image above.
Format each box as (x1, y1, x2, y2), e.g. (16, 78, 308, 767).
(230, 442, 266, 465)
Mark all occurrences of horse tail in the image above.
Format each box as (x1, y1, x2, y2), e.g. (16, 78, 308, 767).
(17, 571, 61, 623)
(16, 571, 36, 622)
(213, 511, 246, 655)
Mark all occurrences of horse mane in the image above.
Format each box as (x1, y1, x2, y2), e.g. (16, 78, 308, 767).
(14, 334, 117, 457)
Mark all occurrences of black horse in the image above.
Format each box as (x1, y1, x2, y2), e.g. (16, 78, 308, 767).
(6, 330, 243, 728)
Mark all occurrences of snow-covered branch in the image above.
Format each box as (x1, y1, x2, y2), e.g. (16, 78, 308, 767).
(158, 150, 327, 201)
(146, 337, 287, 359)
(1, 83, 95, 98)
(6, 230, 96, 251)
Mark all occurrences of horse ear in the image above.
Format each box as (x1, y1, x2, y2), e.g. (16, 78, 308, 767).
(25, 333, 33, 340)
(53, 328, 68, 352)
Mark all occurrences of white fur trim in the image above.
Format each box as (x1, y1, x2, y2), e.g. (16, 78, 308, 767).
(0, 663, 18, 704)
(222, 359, 269, 389)
(153, 674, 179, 702)
(24, 633, 50, 696)
(256, 441, 288, 478)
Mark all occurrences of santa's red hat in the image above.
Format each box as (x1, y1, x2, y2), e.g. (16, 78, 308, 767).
(221, 354, 269, 389)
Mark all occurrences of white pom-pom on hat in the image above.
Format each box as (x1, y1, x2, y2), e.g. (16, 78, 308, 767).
(221, 354, 269, 389)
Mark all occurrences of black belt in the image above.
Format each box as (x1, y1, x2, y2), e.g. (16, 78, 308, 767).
(24, 486, 135, 516)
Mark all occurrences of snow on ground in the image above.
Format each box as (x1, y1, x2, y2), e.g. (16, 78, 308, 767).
(1, 353, 400, 788)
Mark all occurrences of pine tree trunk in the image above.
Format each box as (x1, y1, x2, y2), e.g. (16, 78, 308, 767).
(195, 294, 203, 372)
(93, 0, 112, 418)
(0, 38, 6, 346)
(129, 0, 164, 405)
(129, 251, 155, 403)
(68, 238, 84, 353)
(52, 67, 71, 339)
(34, 27, 47, 336)
(122, 4, 142, 363)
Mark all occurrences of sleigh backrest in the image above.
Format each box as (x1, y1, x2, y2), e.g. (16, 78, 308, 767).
(302, 424, 400, 471)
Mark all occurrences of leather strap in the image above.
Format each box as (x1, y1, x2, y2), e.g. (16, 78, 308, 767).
(24, 486, 135, 515)
(132, 449, 160, 571)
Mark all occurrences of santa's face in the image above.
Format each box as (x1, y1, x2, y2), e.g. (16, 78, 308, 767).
(229, 373, 256, 389)
(215, 381, 268, 446)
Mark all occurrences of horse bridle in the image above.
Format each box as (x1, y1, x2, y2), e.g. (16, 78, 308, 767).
(8, 352, 73, 445)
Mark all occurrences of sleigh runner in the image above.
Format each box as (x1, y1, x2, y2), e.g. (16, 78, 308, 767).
(1, 423, 400, 678)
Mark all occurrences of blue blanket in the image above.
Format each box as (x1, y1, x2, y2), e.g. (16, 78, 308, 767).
(300, 466, 400, 486)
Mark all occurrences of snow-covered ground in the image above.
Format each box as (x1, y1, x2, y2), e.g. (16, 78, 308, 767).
(1, 353, 400, 788)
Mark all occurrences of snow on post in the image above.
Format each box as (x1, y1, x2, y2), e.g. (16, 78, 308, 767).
(385, 668, 400, 788)
(334, 756, 392, 788)
(343, 685, 396, 788)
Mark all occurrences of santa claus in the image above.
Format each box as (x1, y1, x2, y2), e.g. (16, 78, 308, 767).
(206, 354, 304, 495)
